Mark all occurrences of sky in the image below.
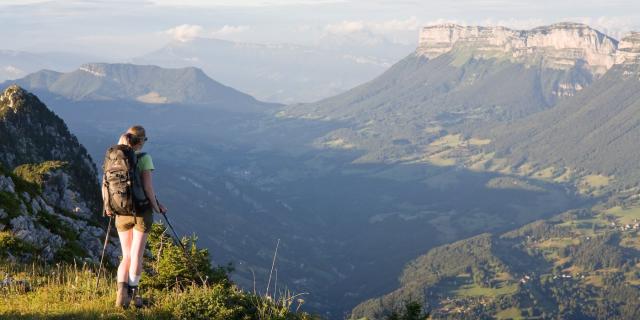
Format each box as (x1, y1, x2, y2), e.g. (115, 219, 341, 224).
(0, 0, 639, 59)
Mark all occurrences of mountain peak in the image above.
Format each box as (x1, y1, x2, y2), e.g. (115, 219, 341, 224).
(0, 84, 28, 113)
(417, 22, 618, 74)
(4, 63, 273, 112)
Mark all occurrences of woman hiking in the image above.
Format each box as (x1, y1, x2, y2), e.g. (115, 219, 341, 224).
(102, 125, 167, 308)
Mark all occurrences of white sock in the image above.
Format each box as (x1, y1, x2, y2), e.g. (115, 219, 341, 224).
(128, 274, 141, 286)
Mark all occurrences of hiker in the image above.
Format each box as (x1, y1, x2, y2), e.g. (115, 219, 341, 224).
(102, 125, 167, 308)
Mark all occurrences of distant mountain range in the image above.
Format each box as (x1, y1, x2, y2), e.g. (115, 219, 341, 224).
(486, 32, 640, 188)
(134, 36, 414, 103)
(4, 63, 277, 113)
(300, 23, 640, 318)
(280, 23, 640, 194)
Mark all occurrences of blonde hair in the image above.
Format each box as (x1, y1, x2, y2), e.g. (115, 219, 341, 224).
(117, 133, 130, 146)
(124, 125, 146, 147)
(127, 125, 146, 139)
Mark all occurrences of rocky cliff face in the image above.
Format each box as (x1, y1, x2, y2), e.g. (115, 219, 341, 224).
(616, 32, 640, 65)
(0, 85, 100, 213)
(0, 85, 117, 265)
(417, 22, 618, 75)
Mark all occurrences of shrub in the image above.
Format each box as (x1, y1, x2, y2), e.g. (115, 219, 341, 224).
(12, 161, 67, 194)
(0, 191, 21, 219)
(169, 284, 250, 320)
(386, 301, 429, 320)
(0, 231, 37, 259)
(142, 222, 230, 289)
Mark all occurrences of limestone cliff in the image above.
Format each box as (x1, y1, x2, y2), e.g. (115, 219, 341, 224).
(616, 32, 640, 64)
(417, 22, 618, 75)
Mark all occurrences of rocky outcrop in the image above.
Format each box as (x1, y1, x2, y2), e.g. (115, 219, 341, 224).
(41, 170, 93, 219)
(0, 171, 119, 265)
(0, 85, 101, 214)
(10, 214, 64, 261)
(0, 86, 118, 265)
(616, 32, 640, 64)
(417, 22, 618, 75)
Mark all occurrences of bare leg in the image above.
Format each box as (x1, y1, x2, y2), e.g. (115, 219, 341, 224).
(129, 229, 148, 284)
(117, 229, 133, 283)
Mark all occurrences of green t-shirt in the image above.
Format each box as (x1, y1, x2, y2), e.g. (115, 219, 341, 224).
(137, 153, 154, 172)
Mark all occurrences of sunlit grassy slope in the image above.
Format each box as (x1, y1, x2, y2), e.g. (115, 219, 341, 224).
(0, 262, 315, 320)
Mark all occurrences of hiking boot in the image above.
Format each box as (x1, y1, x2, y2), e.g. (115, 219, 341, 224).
(129, 285, 144, 308)
(115, 282, 130, 308)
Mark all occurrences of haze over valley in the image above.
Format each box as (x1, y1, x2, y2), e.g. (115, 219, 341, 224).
(2, 1, 640, 319)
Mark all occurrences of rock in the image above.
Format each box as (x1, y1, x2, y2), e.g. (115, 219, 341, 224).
(0, 175, 15, 193)
(616, 32, 640, 64)
(30, 198, 41, 213)
(10, 215, 64, 261)
(417, 22, 617, 75)
(18, 202, 28, 215)
(36, 196, 54, 215)
(41, 170, 92, 219)
(0, 85, 27, 112)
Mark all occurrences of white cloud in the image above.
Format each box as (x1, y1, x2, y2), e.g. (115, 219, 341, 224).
(566, 16, 640, 40)
(371, 16, 421, 32)
(322, 17, 424, 46)
(324, 21, 366, 35)
(325, 17, 422, 35)
(211, 25, 250, 38)
(165, 24, 203, 42)
(479, 18, 546, 30)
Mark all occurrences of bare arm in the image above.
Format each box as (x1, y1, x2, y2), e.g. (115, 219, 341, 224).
(141, 170, 167, 213)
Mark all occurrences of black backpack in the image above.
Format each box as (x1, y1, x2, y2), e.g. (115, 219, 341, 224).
(102, 145, 151, 216)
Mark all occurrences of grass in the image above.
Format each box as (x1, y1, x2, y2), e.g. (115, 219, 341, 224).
(532, 238, 579, 249)
(578, 174, 612, 195)
(604, 206, 640, 225)
(439, 274, 518, 298)
(12, 161, 68, 195)
(516, 163, 535, 176)
(552, 167, 574, 183)
(582, 175, 612, 188)
(584, 274, 605, 288)
(532, 167, 556, 180)
(619, 235, 640, 250)
(321, 138, 355, 150)
(429, 134, 463, 147)
(453, 281, 518, 297)
(496, 307, 523, 319)
(0, 262, 314, 320)
(425, 151, 456, 166)
(467, 152, 495, 171)
(468, 138, 491, 146)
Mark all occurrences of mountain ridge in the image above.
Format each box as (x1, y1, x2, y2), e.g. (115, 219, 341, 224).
(4, 63, 277, 113)
(418, 22, 618, 75)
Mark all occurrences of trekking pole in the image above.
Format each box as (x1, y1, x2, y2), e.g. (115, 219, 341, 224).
(160, 212, 187, 251)
(160, 211, 207, 284)
(96, 215, 113, 290)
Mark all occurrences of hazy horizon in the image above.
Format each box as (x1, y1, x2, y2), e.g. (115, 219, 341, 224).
(1, 0, 639, 60)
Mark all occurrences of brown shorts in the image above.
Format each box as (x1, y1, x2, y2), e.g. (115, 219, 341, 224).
(115, 211, 154, 233)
